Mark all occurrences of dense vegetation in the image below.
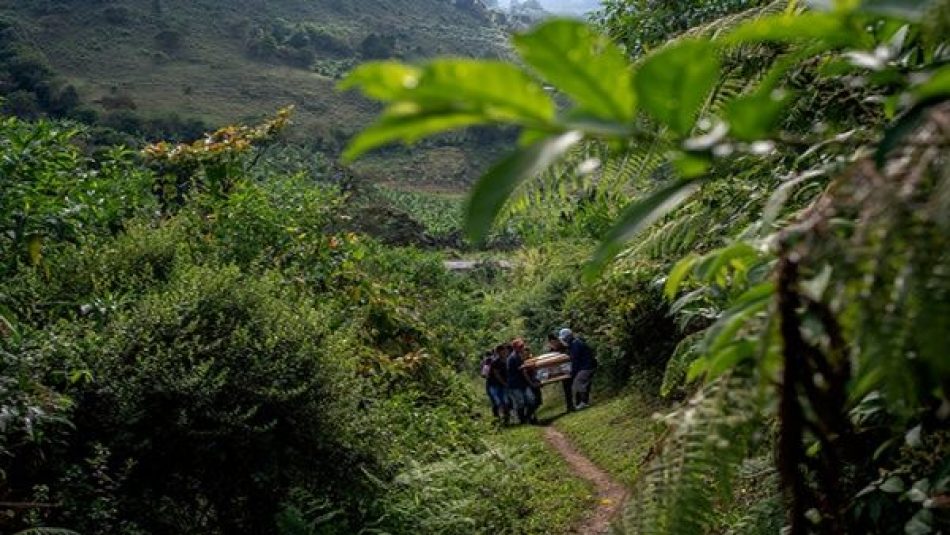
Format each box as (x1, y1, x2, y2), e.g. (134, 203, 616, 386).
(343, 0, 950, 533)
(3, 0, 949, 534)
(0, 111, 590, 534)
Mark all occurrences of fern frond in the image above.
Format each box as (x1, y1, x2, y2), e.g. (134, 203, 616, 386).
(617, 375, 767, 535)
(660, 331, 705, 397)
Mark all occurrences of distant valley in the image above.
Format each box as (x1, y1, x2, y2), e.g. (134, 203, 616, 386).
(0, 0, 515, 189)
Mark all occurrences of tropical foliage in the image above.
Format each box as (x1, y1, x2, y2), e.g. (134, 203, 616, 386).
(0, 112, 581, 534)
(4, 0, 950, 533)
(343, 0, 950, 533)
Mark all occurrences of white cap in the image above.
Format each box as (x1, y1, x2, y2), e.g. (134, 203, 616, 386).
(558, 328, 573, 341)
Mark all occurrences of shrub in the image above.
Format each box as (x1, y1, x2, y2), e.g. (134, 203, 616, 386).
(64, 264, 353, 533)
(359, 33, 395, 59)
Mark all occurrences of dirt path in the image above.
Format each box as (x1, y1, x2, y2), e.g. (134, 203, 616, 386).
(543, 427, 628, 534)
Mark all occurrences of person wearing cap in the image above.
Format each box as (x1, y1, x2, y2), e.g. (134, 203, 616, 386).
(559, 328, 597, 409)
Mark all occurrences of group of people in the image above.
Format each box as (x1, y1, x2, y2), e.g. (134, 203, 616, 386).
(480, 328, 597, 425)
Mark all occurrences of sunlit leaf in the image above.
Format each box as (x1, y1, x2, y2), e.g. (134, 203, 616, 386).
(339, 61, 421, 100)
(665, 253, 699, 299)
(913, 65, 950, 101)
(635, 40, 720, 136)
(344, 111, 485, 161)
(412, 60, 556, 123)
(724, 12, 864, 48)
(514, 19, 636, 121)
(27, 234, 42, 266)
(585, 178, 702, 278)
(465, 131, 583, 244)
(695, 242, 760, 283)
(672, 152, 711, 178)
(340, 60, 558, 159)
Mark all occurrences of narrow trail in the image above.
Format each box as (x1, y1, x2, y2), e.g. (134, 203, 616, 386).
(543, 426, 628, 534)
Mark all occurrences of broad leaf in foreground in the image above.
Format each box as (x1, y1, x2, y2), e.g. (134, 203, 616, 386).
(343, 110, 485, 161)
(340, 60, 556, 159)
(635, 40, 720, 136)
(514, 19, 636, 122)
(724, 11, 866, 47)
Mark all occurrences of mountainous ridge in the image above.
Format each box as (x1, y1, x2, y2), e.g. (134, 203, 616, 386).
(0, 0, 512, 187)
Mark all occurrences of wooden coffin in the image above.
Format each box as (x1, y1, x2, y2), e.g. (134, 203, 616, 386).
(521, 352, 572, 385)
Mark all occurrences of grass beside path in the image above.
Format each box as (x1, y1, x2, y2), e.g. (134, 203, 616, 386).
(536, 385, 669, 487)
(470, 378, 668, 533)
(487, 421, 595, 533)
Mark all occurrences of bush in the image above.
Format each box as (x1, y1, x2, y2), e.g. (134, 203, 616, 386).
(63, 264, 353, 533)
(359, 33, 395, 59)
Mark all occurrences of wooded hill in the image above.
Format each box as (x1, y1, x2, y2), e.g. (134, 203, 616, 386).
(0, 0, 510, 187)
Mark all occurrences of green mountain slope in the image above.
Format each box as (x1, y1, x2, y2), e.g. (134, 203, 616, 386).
(0, 0, 510, 187)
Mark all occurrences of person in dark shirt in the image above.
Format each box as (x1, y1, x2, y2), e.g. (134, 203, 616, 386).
(513, 338, 541, 424)
(548, 332, 574, 413)
(560, 328, 597, 409)
(483, 347, 508, 422)
(506, 341, 535, 424)
(491, 344, 511, 424)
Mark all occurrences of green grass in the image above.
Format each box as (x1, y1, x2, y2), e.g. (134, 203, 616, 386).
(466, 377, 594, 533)
(536, 387, 669, 487)
(487, 423, 596, 533)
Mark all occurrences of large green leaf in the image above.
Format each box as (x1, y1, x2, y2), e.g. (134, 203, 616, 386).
(724, 12, 866, 48)
(585, 178, 702, 278)
(665, 253, 700, 299)
(635, 40, 720, 136)
(703, 282, 774, 355)
(340, 59, 557, 160)
(341, 60, 554, 121)
(807, 0, 937, 21)
(339, 61, 421, 100)
(688, 340, 756, 382)
(464, 131, 583, 244)
(411, 60, 556, 123)
(514, 19, 636, 122)
(914, 65, 950, 101)
(343, 110, 485, 161)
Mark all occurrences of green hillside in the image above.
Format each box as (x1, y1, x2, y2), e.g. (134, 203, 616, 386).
(0, 0, 510, 187)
